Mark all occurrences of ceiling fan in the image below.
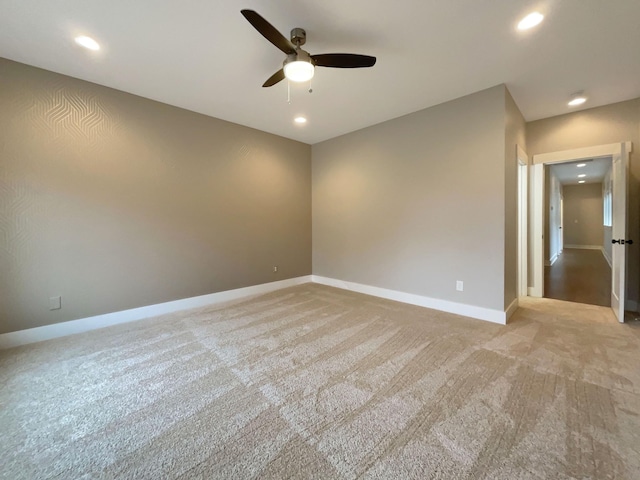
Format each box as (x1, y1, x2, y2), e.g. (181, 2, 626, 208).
(241, 9, 376, 87)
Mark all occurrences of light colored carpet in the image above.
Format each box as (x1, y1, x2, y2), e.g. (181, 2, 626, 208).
(1, 284, 639, 479)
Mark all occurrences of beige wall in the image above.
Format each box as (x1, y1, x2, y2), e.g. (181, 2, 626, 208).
(563, 183, 604, 247)
(504, 89, 526, 309)
(0, 58, 312, 335)
(527, 98, 640, 306)
(313, 85, 509, 312)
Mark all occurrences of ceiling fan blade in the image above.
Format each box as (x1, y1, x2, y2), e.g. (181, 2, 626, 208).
(241, 10, 296, 55)
(262, 69, 285, 87)
(311, 53, 376, 68)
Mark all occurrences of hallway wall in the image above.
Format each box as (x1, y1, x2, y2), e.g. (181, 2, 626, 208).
(544, 168, 562, 264)
(562, 183, 604, 248)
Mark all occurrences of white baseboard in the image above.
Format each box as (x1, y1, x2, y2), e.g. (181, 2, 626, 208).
(311, 275, 508, 325)
(1, 273, 519, 349)
(0, 276, 312, 349)
(505, 297, 519, 323)
(528, 286, 542, 298)
(601, 247, 612, 267)
(564, 244, 602, 250)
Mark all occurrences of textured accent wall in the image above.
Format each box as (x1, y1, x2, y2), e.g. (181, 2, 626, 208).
(0, 58, 311, 334)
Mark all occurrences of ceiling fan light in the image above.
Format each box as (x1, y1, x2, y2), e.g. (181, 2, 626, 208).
(284, 60, 315, 82)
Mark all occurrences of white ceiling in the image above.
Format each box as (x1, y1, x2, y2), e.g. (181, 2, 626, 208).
(550, 158, 611, 185)
(1, 0, 639, 145)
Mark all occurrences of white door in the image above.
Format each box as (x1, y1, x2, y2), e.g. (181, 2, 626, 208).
(611, 143, 629, 322)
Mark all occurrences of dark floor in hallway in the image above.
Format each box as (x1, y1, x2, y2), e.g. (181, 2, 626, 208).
(544, 248, 611, 306)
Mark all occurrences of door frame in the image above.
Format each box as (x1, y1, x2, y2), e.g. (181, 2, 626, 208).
(517, 145, 528, 298)
(531, 142, 632, 303)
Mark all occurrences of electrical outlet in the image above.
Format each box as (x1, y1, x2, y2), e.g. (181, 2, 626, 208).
(456, 281, 464, 292)
(273, 266, 278, 273)
(49, 296, 62, 310)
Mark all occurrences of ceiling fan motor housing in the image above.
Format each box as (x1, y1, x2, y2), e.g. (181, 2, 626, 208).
(290, 28, 307, 46)
(284, 49, 315, 68)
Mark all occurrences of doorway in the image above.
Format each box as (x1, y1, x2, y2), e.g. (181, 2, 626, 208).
(531, 142, 632, 322)
(543, 158, 612, 307)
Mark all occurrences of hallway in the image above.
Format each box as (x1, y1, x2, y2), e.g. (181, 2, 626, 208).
(544, 248, 611, 307)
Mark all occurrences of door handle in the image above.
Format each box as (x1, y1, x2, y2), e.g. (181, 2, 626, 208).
(612, 239, 621, 244)
(612, 239, 634, 244)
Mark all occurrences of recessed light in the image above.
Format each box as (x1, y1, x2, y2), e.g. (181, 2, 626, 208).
(568, 92, 587, 107)
(578, 174, 586, 178)
(578, 180, 586, 184)
(517, 12, 544, 31)
(568, 97, 586, 107)
(577, 164, 586, 168)
(294, 116, 307, 124)
(75, 35, 100, 51)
